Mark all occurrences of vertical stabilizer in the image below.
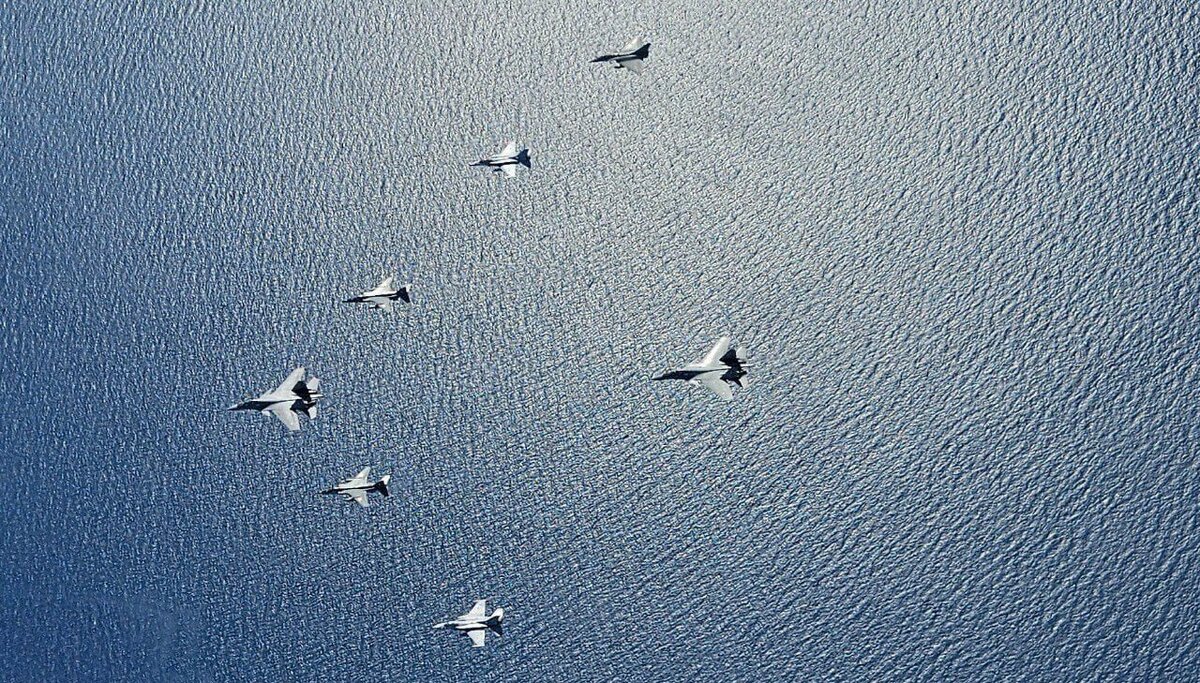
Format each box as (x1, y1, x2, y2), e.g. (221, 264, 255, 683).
(487, 607, 504, 635)
(304, 377, 320, 418)
(374, 475, 391, 497)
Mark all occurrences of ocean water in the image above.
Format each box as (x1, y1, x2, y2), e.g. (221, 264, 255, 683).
(2, 0, 1198, 680)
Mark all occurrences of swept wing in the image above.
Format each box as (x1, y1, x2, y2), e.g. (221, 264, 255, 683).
(693, 372, 733, 401)
(343, 489, 369, 508)
(466, 599, 487, 618)
(265, 403, 301, 431)
(620, 58, 645, 75)
(273, 367, 307, 395)
(700, 336, 732, 366)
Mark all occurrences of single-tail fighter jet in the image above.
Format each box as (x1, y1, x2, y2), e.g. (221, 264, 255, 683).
(228, 367, 322, 431)
(344, 275, 411, 312)
(321, 467, 391, 508)
(653, 336, 749, 400)
(591, 36, 651, 74)
(470, 141, 531, 178)
(433, 599, 505, 648)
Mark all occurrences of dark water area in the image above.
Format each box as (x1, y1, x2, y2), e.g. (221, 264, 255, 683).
(2, 0, 1198, 680)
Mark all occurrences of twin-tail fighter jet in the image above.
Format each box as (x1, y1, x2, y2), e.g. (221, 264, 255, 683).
(653, 336, 749, 400)
(321, 466, 391, 508)
(471, 141, 531, 178)
(229, 367, 322, 431)
(433, 599, 505, 648)
(591, 36, 651, 74)
(344, 275, 411, 312)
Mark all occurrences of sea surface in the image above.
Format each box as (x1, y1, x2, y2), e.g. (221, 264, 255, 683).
(2, 1, 1199, 681)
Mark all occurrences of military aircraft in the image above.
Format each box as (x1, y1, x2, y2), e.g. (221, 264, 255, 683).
(591, 36, 651, 74)
(470, 141, 531, 178)
(228, 367, 322, 431)
(320, 466, 391, 508)
(652, 336, 749, 400)
(433, 599, 505, 648)
(344, 275, 411, 312)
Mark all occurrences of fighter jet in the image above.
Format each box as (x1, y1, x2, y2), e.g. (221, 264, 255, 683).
(433, 599, 505, 648)
(344, 275, 411, 312)
(320, 466, 391, 508)
(591, 36, 651, 74)
(652, 336, 749, 401)
(228, 367, 322, 432)
(470, 141, 531, 178)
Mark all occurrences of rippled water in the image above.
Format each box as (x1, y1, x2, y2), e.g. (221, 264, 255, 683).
(2, 0, 1198, 680)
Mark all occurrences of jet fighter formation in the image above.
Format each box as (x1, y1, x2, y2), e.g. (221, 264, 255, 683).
(220, 33, 754, 652)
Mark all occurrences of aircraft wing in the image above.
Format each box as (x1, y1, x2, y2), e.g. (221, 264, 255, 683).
(346, 467, 370, 485)
(622, 36, 645, 51)
(377, 275, 395, 291)
(620, 58, 645, 75)
(693, 372, 733, 401)
(467, 629, 487, 648)
(501, 164, 518, 178)
(343, 490, 369, 508)
(273, 366, 307, 395)
(700, 336, 732, 366)
(466, 599, 487, 618)
(499, 141, 517, 158)
(265, 403, 301, 431)
(377, 299, 394, 313)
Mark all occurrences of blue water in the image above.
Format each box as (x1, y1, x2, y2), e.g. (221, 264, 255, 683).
(2, 1, 1199, 680)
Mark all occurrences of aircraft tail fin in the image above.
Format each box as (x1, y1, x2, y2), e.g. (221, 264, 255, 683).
(374, 475, 391, 497)
(487, 607, 504, 635)
(634, 42, 651, 60)
(720, 345, 748, 368)
(516, 149, 531, 169)
(304, 377, 320, 418)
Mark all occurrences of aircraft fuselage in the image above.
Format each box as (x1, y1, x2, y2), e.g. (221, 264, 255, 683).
(229, 397, 290, 412)
(473, 158, 518, 169)
(653, 364, 722, 381)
